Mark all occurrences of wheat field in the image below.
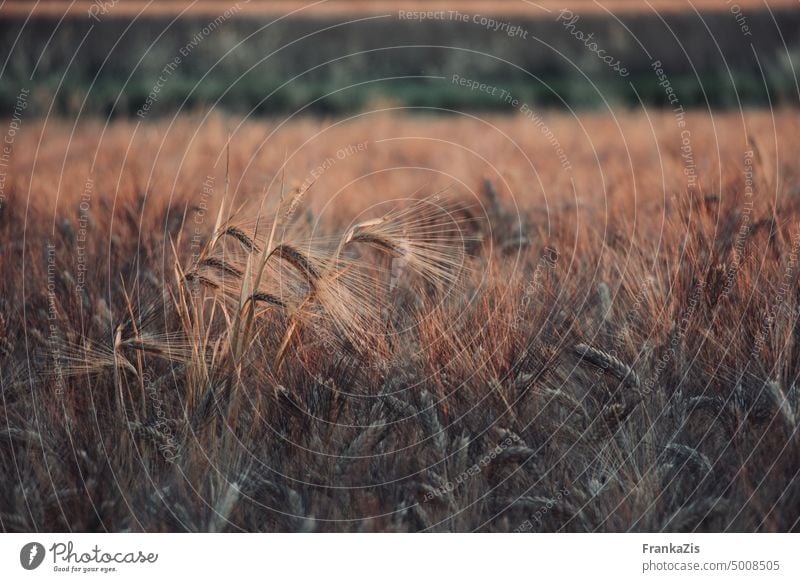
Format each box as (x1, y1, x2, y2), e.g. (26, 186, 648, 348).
(1, 108, 799, 532)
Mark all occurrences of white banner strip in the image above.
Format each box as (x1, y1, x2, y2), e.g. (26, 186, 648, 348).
(1, 533, 797, 581)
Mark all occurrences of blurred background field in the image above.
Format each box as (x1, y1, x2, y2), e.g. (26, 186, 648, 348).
(4, 108, 800, 532)
(2, 0, 799, 117)
(3, 2, 800, 533)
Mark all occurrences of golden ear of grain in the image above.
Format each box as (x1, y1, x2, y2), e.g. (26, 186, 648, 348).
(199, 257, 243, 278)
(335, 197, 469, 290)
(171, 192, 470, 370)
(221, 226, 260, 253)
(342, 216, 389, 245)
(184, 271, 221, 290)
(113, 324, 138, 377)
(248, 292, 286, 308)
(347, 232, 399, 255)
(573, 343, 641, 391)
(269, 244, 319, 287)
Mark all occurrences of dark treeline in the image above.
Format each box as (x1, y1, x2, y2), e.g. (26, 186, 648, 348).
(1, 7, 799, 117)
